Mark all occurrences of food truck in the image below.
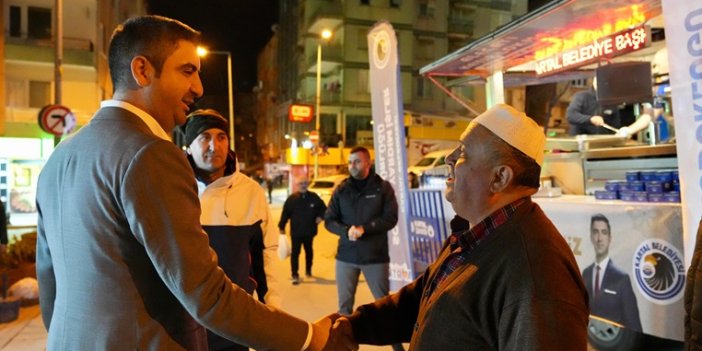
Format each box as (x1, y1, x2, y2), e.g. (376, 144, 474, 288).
(414, 0, 699, 349)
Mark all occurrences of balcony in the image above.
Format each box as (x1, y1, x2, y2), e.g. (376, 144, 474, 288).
(447, 17, 474, 39)
(306, 45, 343, 74)
(452, 0, 512, 11)
(307, 1, 343, 35)
(4, 36, 94, 66)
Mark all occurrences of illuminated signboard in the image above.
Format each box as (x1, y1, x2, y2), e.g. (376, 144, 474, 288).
(288, 104, 314, 123)
(535, 25, 650, 76)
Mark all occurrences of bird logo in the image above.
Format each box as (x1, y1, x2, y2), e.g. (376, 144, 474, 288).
(633, 239, 685, 305)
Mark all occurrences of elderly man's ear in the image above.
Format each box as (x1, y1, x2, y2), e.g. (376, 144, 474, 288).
(489, 165, 514, 193)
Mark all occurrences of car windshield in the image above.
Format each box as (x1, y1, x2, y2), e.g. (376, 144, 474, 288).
(415, 157, 436, 167)
(311, 181, 335, 189)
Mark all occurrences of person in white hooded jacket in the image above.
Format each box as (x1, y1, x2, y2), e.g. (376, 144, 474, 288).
(184, 109, 280, 351)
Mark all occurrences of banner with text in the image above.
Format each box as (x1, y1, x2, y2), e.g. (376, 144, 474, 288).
(368, 21, 414, 290)
(661, 1, 702, 266)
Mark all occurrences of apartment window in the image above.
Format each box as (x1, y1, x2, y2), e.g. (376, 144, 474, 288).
(390, 0, 401, 7)
(345, 115, 373, 147)
(358, 28, 368, 49)
(416, 77, 432, 98)
(28, 7, 52, 40)
(418, 0, 435, 17)
(6, 80, 27, 108)
(416, 38, 435, 60)
(30, 81, 52, 108)
(9, 6, 21, 37)
(361, 0, 370, 5)
(357, 70, 370, 94)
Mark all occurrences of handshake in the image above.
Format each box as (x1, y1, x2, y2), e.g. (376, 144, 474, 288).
(308, 313, 359, 351)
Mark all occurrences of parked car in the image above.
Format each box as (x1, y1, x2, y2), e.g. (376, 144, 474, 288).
(408, 149, 452, 188)
(308, 175, 347, 204)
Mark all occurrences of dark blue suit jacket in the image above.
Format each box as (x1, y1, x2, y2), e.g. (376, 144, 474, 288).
(583, 260, 643, 332)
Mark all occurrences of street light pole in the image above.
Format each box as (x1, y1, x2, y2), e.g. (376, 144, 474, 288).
(197, 48, 235, 150)
(224, 52, 235, 150)
(314, 42, 322, 179)
(313, 29, 332, 179)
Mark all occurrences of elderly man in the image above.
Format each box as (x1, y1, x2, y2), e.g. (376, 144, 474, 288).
(328, 104, 589, 350)
(35, 15, 333, 351)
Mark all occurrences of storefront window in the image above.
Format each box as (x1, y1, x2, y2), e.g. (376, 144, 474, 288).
(345, 115, 373, 147)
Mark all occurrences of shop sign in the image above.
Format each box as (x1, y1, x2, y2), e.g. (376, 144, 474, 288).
(535, 25, 650, 76)
(288, 104, 313, 123)
(37, 104, 76, 137)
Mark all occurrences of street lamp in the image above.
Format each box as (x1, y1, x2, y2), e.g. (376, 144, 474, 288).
(197, 47, 235, 150)
(314, 29, 333, 179)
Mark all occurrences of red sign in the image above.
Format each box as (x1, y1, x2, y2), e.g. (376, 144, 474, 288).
(288, 104, 314, 123)
(38, 104, 76, 137)
(309, 130, 319, 142)
(535, 25, 650, 76)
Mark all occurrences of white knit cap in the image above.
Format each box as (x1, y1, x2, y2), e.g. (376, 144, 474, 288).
(471, 104, 546, 166)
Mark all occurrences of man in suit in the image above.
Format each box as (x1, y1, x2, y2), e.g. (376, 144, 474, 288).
(326, 104, 588, 350)
(582, 213, 642, 332)
(35, 15, 334, 351)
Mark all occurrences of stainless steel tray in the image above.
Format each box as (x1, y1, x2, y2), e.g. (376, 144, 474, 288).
(546, 135, 628, 152)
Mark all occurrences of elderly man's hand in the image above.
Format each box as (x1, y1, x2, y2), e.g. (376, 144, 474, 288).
(324, 317, 359, 351)
(307, 313, 341, 351)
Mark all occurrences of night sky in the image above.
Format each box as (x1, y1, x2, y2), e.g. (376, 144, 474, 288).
(145, 0, 279, 92)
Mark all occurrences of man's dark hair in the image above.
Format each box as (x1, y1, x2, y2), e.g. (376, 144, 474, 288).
(479, 126, 541, 189)
(590, 213, 611, 233)
(108, 15, 201, 91)
(350, 146, 371, 160)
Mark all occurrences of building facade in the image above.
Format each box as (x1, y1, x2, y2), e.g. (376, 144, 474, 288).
(266, 0, 529, 175)
(1, 0, 144, 226)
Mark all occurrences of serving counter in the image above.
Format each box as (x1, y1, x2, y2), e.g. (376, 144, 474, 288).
(542, 138, 678, 195)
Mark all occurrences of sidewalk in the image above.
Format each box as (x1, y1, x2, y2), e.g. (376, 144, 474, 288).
(0, 199, 398, 351)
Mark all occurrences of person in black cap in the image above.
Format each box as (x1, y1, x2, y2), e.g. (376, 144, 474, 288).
(184, 109, 282, 351)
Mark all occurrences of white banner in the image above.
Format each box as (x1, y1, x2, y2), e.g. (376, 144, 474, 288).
(368, 21, 414, 290)
(662, 1, 702, 266)
(536, 197, 684, 341)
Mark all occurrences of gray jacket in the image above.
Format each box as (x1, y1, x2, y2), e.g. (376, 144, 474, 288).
(36, 107, 308, 351)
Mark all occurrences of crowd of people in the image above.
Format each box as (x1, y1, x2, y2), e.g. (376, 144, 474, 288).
(28, 13, 702, 351)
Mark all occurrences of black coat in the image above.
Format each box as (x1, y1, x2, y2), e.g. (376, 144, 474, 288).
(566, 88, 621, 135)
(278, 191, 326, 238)
(324, 172, 398, 264)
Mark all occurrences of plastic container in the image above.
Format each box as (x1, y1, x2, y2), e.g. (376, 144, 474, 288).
(604, 181, 620, 192)
(595, 190, 618, 200)
(663, 191, 681, 203)
(641, 171, 658, 182)
(633, 191, 649, 202)
(625, 171, 641, 182)
(645, 181, 663, 194)
(628, 181, 645, 192)
(619, 190, 635, 202)
(648, 193, 665, 202)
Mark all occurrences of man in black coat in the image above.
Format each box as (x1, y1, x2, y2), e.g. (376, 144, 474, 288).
(279, 178, 327, 284)
(566, 77, 621, 135)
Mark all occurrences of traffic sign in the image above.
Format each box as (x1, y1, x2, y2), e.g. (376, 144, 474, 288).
(38, 104, 76, 137)
(309, 130, 319, 142)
